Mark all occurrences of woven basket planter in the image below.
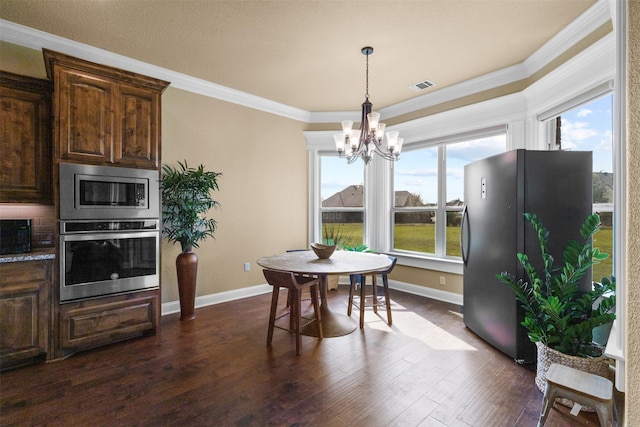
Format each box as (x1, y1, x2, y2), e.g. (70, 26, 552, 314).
(535, 342, 614, 411)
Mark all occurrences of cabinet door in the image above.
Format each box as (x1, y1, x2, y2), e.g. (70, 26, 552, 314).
(0, 261, 51, 370)
(56, 68, 114, 164)
(58, 292, 158, 351)
(114, 84, 160, 169)
(0, 73, 52, 204)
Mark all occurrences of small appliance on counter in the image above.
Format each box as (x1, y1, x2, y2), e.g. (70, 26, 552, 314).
(0, 219, 32, 255)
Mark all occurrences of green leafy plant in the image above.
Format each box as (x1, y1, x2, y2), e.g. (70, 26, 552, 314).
(161, 160, 222, 253)
(496, 213, 615, 357)
(343, 244, 370, 252)
(322, 223, 352, 249)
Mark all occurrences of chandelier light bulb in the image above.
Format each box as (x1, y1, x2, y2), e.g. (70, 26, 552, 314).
(395, 138, 404, 158)
(334, 133, 346, 154)
(367, 112, 380, 132)
(377, 122, 386, 141)
(386, 131, 399, 151)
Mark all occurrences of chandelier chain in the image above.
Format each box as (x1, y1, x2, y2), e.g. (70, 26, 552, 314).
(365, 51, 370, 100)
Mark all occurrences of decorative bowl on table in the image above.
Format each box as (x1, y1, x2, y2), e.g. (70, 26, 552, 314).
(310, 243, 336, 259)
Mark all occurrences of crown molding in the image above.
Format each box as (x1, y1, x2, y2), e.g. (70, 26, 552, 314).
(1, 0, 610, 124)
(304, 91, 525, 151)
(379, 62, 527, 120)
(0, 19, 311, 122)
(523, 0, 612, 76)
(523, 32, 615, 118)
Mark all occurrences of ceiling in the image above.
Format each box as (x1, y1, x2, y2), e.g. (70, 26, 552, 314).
(0, 0, 597, 114)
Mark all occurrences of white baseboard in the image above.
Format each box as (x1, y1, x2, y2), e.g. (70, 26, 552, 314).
(161, 280, 462, 316)
(161, 284, 272, 316)
(387, 279, 463, 306)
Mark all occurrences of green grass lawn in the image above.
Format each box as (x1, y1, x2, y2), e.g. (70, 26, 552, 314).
(330, 222, 613, 281)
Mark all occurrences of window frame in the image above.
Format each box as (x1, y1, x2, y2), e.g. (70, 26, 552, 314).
(386, 125, 508, 272)
(310, 148, 368, 246)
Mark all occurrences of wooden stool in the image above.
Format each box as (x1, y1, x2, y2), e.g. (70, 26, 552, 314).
(538, 363, 615, 427)
(348, 256, 396, 329)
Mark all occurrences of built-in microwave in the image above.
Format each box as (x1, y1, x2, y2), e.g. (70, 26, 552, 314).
(59, 163, 160, 220)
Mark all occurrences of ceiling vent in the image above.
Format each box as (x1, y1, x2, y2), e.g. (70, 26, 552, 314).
(409, 80, 435, 91)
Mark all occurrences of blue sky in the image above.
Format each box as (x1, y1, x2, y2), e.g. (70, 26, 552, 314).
(321, 156, 364, 201)
(321, 94, 613, 204)
(559, 94, 613, 173)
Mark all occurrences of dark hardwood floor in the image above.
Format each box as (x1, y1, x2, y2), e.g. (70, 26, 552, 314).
(1, 286, 605, 426)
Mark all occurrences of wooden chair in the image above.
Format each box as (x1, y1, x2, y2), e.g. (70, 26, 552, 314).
(285, 249, 314, 308)
(348, 256, 397, 329)
(538, 363, 615, 427)
(263, 269, 323, 355)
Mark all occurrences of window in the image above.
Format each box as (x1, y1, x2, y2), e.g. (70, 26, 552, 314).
(555, 93, 614, 281)
(392, 134, 506, 258)
(319, 155, 364, 248)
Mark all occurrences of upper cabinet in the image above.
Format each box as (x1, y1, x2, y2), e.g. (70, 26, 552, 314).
(43, 50, 169, 170)
(0, 71, 53, 204)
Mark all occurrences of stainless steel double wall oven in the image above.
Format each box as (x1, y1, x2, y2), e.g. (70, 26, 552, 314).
(59, 163, 161, 302)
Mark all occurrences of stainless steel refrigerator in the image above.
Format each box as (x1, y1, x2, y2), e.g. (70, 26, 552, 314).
(460, 149, 592, 363)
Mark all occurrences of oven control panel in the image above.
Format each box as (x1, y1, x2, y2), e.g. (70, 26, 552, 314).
(61, 220, 159, 234)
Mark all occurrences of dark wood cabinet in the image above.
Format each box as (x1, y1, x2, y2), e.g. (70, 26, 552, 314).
(54, 68, 113, 164)
(55, 290, 159, 359)
(0, 259, 52, 371)
(43, 49, 169, 170)
(0, 72, 53, 204)
(115, 83, 161, 167)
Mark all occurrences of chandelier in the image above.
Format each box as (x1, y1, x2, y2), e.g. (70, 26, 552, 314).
(334, 46, 403, 165)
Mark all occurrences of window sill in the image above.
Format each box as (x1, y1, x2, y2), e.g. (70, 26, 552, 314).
(389, 251, 463, 275)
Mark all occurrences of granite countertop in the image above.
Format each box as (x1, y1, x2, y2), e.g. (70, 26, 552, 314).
(0, 248, 56, 263)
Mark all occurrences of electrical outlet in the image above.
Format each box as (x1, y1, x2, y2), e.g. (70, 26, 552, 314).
(244, 262, 250, 272)
(439, 276, 446, 286)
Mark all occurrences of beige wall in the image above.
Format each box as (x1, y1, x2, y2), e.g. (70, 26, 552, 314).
(626, 1, 639, 424)
(160, 88, 309, 302)
(0, 41, 47, 78)
(392, 266, 463, 295)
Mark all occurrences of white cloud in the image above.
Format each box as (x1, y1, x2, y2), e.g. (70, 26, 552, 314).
(577, 108, 593, 118)
(446, 135, 506, 162)
(561, 119, 598, 144)
(594, 130, 613, 151)
(396, 168, 438, 178)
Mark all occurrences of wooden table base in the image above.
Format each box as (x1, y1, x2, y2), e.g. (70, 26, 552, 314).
(301, 304, 357, 337)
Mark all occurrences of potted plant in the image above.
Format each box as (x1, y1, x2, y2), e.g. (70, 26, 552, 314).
(322, 222, 352, 248)
(161, 160, 221, 320)
(496, 213, 616, 391)
(321, 223, 352, 289)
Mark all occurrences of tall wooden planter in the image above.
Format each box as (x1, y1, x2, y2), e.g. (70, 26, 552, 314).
(176, 251, 198, 321)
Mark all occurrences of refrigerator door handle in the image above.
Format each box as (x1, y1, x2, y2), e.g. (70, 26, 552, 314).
(460, 204, 469, 266)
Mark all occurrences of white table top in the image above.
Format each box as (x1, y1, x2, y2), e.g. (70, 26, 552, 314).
(257, 250, 392, 276)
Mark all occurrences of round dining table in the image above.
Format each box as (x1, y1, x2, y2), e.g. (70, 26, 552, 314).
(257, 250, 392, 337)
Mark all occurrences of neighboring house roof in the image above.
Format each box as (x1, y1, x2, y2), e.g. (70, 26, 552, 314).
(323, 187, 463, 208)
(394, 191, 412, 207)
(322, 185, 363, 208)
